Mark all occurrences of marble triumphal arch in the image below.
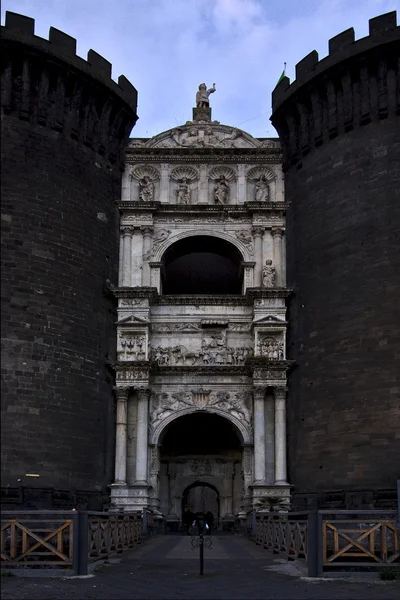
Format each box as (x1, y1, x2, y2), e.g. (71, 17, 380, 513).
(110, 88, 291, 529)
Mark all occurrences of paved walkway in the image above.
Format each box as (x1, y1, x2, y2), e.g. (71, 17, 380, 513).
(1, 535, 399, 599)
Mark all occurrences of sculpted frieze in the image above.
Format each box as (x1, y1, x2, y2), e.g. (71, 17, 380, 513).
(151, 323, 202, 333)
(150, 389, 253, 428)
(150, 328, 253, 366)
(253, 369, 286, 380)
(143, 124, 261, 149)
(118, 298, 148, 308)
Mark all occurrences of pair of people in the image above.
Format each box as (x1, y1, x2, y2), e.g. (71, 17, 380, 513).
(183, 509, 214, 534)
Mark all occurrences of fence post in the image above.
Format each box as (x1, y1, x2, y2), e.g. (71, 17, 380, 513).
(73, 511, 89, 576)
(141, 509, 147, 536)
(307, 511, 322, 577)
(252, 510, 257, 538)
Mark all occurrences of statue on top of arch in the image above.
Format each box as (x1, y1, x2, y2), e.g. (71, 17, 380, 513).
(196, 83, 216, 108)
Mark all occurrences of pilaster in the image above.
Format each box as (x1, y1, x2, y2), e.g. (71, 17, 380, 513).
(112, 387, 129, 486)
(274, 386, 289, 485)
(271, 227, 284, 287)
(252, 226, 264, 287)
(253, 386, 266, 483)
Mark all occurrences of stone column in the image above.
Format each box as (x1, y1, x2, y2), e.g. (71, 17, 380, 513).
(253, 387, 266, 483)
(198, 164, 208, 204)
(271, 227, 284, 287)
(113, 388, 129, 485)
(160, 163, 170, 203)
(131, 227, 143, 286)
(237, 164, 246, 203)
(120, 226, 134, 287)
(274, 386, 288, 485)
(252, 227, 264, 287)
(135, 388, 149, 484)
(141, 227, 153, 286)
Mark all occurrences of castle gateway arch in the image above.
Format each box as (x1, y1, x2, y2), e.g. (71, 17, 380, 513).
(110, 96, 290, 529)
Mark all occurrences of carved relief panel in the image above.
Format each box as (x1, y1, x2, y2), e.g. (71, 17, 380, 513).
(150, 388, 253, 430)
(150, 326, 254, 367)
(254, 331, 285, 359)
(117, 326, 149, 362)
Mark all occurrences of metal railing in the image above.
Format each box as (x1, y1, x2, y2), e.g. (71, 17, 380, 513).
(1, 510, 143, 574)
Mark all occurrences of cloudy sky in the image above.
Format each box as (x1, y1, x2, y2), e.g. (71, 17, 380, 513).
(2, 0, 398, 138)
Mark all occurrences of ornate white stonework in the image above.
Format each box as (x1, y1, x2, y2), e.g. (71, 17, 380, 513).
(112, 99, 290, 520)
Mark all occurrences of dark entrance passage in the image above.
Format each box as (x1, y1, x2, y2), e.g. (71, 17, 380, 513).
(159, 412, 243, 530)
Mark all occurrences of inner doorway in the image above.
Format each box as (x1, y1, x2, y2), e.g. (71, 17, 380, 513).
(182, 482, 220, 524)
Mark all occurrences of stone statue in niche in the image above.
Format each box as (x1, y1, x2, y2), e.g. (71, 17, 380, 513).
(262, 259, 276, 287)
(214, 177, 229, 205)
(254, 175, 269, 202)
(139, 176, 154, 202)
(196, 83, 216, 107)
(176, 180, 191, 204)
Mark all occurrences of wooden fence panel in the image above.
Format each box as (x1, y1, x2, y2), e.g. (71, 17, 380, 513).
(1, 516, 73, 567)
(322, 519, 400, 567)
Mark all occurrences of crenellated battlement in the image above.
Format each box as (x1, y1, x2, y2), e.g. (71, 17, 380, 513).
(1, 11, 138, 162)
(271, 11, 399, 167)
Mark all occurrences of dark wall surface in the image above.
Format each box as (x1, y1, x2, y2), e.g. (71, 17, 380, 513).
(271, 12, 400, 504)
(1, 12, 138, 507)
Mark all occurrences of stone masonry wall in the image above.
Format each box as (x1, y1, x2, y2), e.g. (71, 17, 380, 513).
(271, 12, 400, 501)
(0, 12, 138, 507)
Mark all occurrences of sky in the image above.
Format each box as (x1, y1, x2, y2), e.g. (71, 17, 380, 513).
(1, 0, 398, 138)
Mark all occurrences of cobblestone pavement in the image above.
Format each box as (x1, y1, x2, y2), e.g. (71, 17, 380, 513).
(2, 535, 399, 600)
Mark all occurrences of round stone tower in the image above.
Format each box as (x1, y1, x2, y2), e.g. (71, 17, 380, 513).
(1, 12, 138, 509)
(271, 12, 400, 509)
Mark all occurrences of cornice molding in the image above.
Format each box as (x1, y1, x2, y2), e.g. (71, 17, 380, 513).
(117, 202, 289, 215)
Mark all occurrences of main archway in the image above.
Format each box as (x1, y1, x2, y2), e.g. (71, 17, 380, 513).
(158, 412, 244, 531)
(161, 235, 243, 294)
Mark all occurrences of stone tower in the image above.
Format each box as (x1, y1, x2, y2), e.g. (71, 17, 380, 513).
(271, 12, 400, 509)
(1, 12, 138, 509)
(111, 88, 291, 526)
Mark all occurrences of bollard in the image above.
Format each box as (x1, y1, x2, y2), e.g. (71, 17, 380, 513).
(72, 511, 89, 576)
(191, 513, 212, 576)
(199, 531, 204, 575)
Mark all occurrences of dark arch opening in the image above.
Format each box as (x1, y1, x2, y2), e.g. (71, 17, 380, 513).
(161, 236, 243, 294)
(182, 482, 220, 522)
(159, 412, 242, 456)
